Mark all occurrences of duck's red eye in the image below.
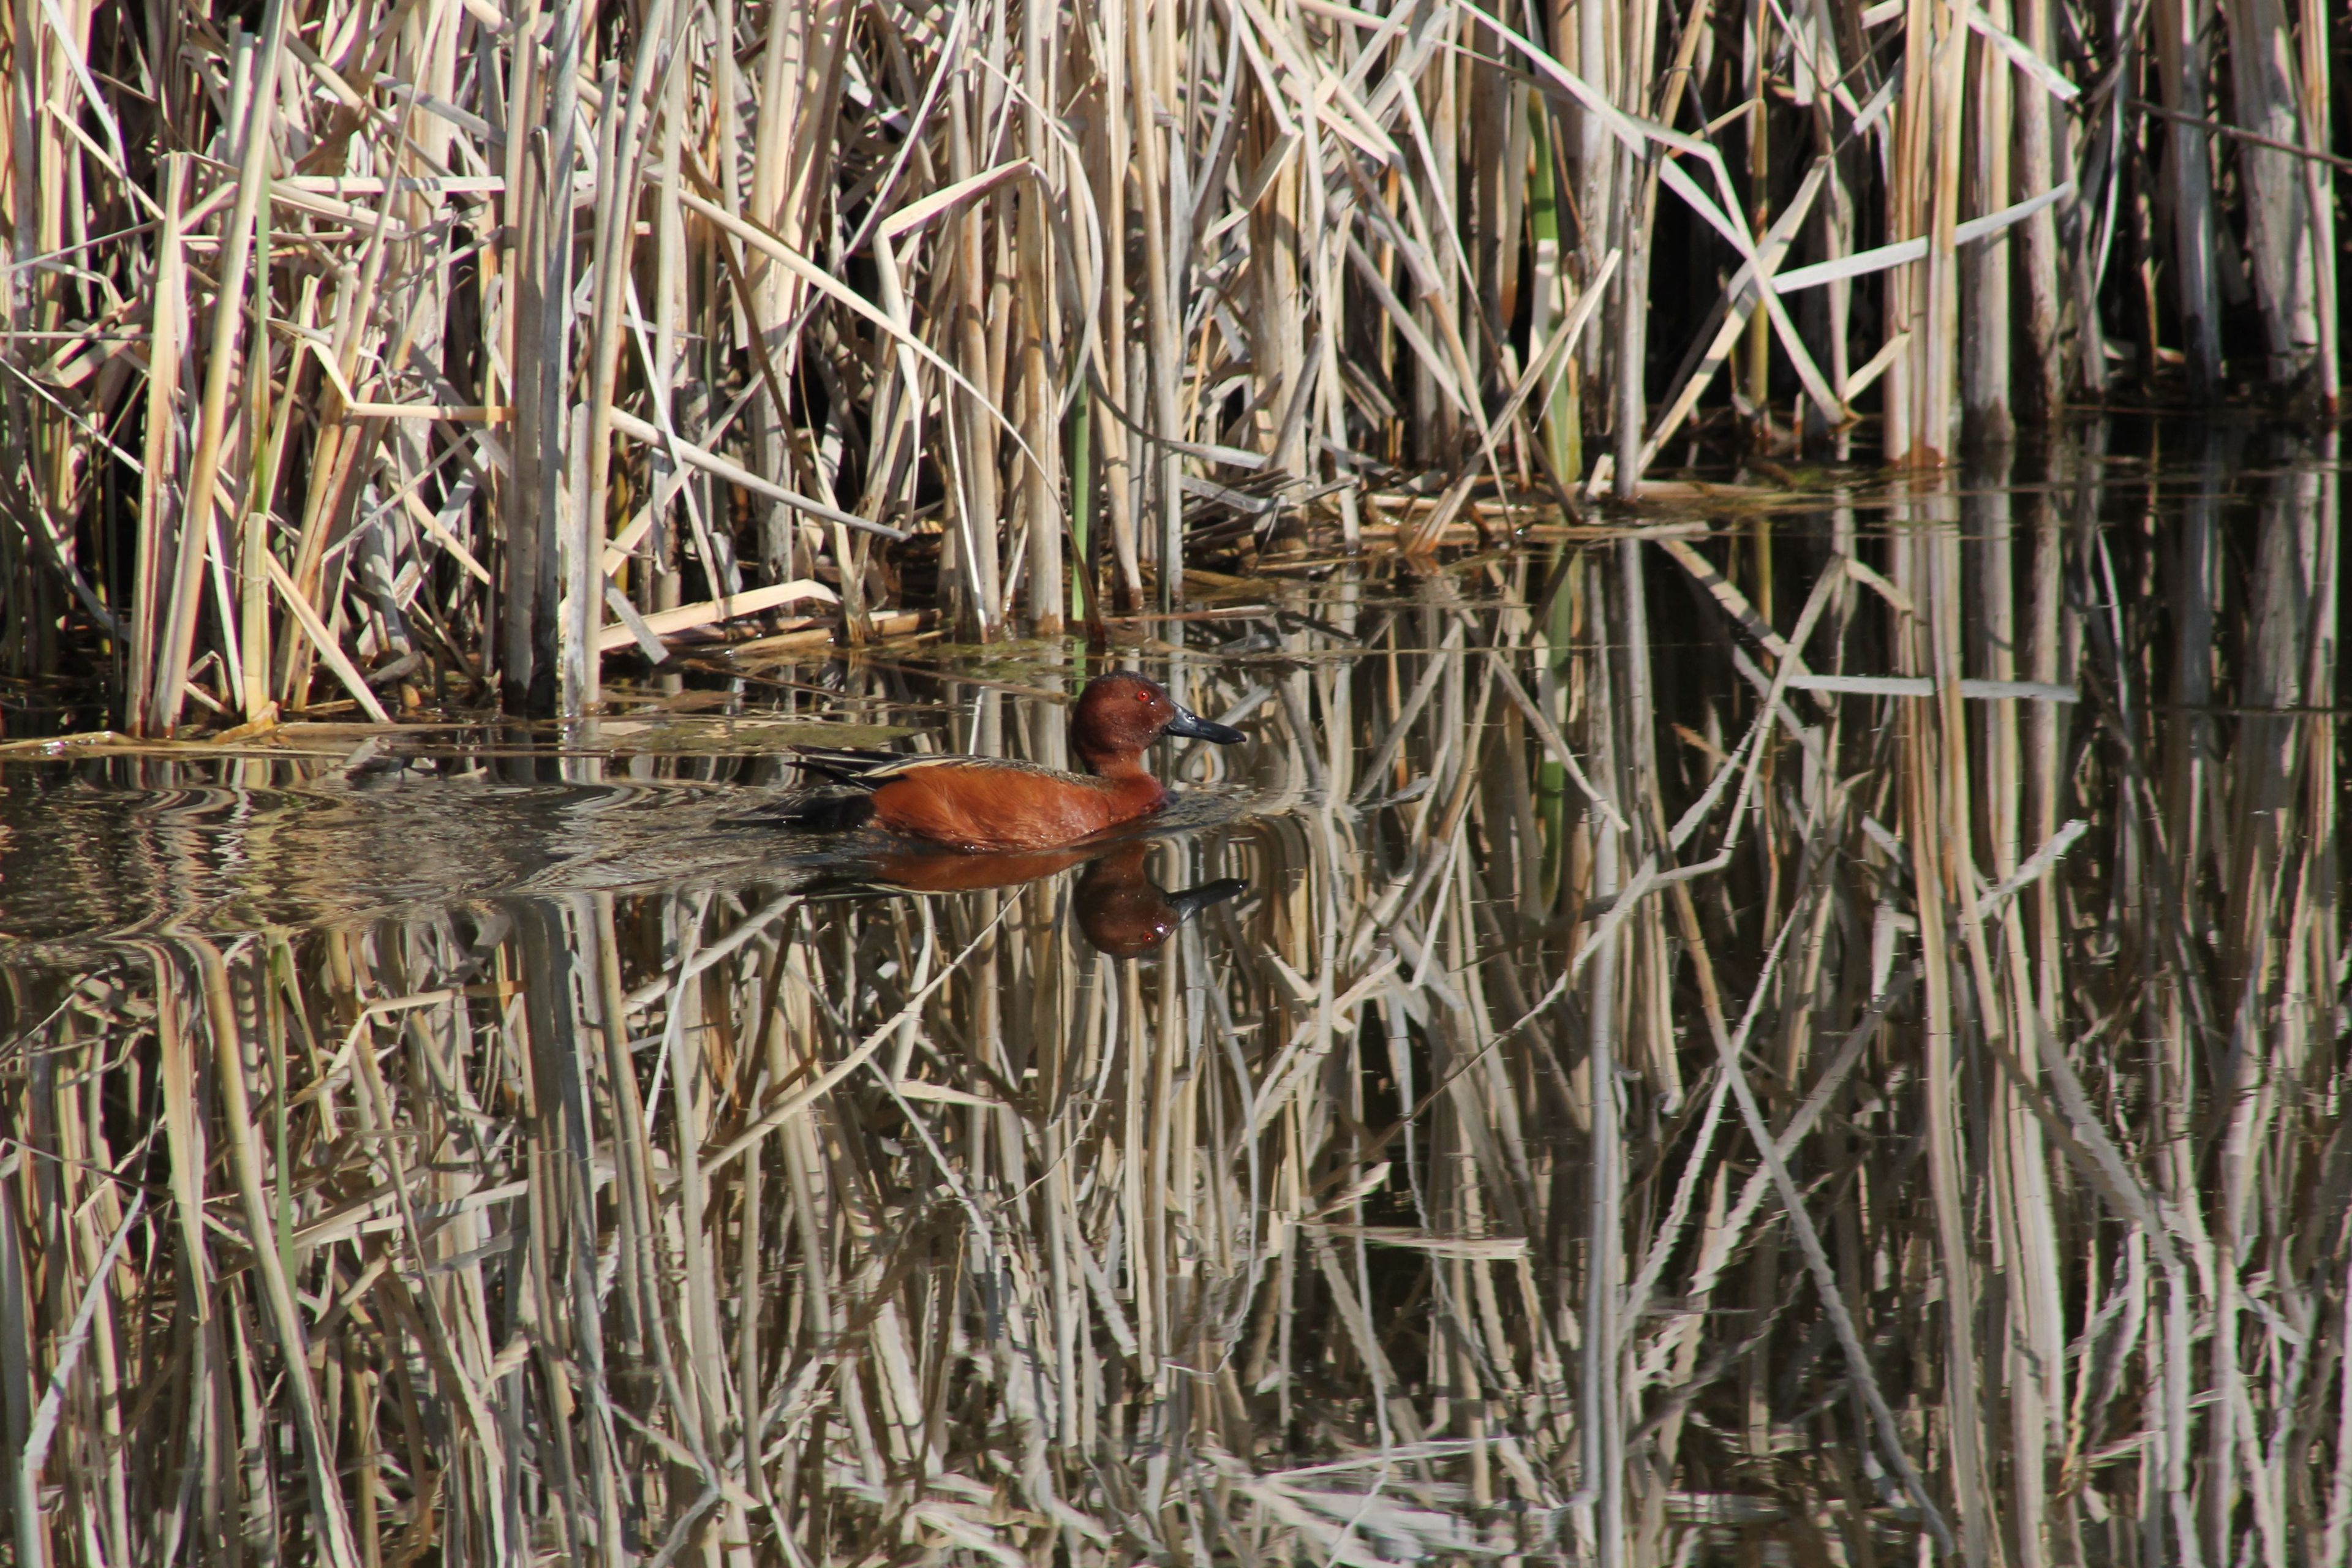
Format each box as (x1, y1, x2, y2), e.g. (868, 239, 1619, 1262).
(1137, 692, 1150, 703)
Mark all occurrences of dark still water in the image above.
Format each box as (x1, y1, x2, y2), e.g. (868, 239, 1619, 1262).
(2, 424, 2342, 1566)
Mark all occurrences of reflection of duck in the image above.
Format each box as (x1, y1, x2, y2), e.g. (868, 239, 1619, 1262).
(833, 839, 1246, 957)
(1071, 842, 1248, 958)
(763, 673, 1243, 851)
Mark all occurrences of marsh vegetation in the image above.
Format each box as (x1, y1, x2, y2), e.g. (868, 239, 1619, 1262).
(0, 0, 2341, 727)
(1, 0, 2347, 1560)
(2, 425, 2345, 1564)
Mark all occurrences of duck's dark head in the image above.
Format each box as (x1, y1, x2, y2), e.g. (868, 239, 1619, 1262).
(1071, 673, 1243, 775)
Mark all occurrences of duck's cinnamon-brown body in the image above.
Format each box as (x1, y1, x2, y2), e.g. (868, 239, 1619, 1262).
(858, 762, 1166, 851)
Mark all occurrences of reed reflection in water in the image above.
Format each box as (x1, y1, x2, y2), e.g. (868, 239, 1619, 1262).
(1, 428, 2343, 1566)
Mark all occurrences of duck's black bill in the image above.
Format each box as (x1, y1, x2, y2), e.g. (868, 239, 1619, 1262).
(1165, 706, 1245, 744)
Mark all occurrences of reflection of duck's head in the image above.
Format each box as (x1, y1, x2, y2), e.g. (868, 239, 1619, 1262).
(1072, 842, 1248, 959)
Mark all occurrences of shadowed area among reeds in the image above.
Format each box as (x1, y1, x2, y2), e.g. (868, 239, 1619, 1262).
(0, 424, 2342, 1564)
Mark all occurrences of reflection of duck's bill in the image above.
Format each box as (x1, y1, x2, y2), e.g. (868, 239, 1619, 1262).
(1164, 877, 1248, 923)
